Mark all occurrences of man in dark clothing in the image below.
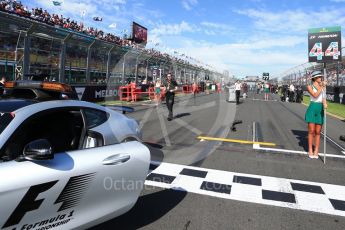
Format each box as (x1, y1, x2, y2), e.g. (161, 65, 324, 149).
(234, 80, 242, 105)
(164, 73, 178, 121)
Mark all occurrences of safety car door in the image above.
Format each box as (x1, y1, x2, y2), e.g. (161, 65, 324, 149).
(65, 108, 150, 229)
(0, 107, 150, 229)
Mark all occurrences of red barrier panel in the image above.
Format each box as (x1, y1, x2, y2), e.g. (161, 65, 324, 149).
(182, 85, 193, 94)
(119, 85, 131, 101)
(120, 84, 205, 102)
(148, 87, 155, 100)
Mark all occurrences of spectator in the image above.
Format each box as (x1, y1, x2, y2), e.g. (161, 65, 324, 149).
(242, 82, 248, 98)
(289, 83, 295, 102)
(0, 0, 205, 69)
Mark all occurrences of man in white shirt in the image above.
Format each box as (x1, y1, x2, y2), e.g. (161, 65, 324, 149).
(234, 80, 242, 105)
(289, 84, 295, 92)
(289, 84, 295, 102)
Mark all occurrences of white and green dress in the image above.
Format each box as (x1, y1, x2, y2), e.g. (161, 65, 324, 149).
(305, 85, 325, 125)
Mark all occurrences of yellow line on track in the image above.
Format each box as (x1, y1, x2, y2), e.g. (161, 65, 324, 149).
(197, 136, 276, 147)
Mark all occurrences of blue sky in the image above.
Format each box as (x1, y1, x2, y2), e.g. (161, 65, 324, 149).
(22, 0, 345, 78)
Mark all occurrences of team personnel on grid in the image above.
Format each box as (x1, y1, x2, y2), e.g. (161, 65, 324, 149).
(264, 81, 270, 101)
(155, 78, 161, 106)
(289, 83, 295, 102)
(305, 71, 327, 159)
(235, 80, 242, 105)
(192, 81, 198, 96)
(164, 73, 178, 121)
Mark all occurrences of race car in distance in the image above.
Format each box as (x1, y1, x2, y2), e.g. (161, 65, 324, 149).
(0, 81, 150, 229)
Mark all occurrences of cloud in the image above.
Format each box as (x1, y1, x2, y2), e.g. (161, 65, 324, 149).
(109, 23, 117, 29)
(235, 8, 345, 34)
(33, 0, 128, 18)
(151, 21, 235, 41)
(87, 0, 126, 6)
(181, 0, 198, 11)
(151, 21, 197, 36)
(164, 35, 306, 76)
(200, 22, 233, 30)
(34, 0, 98, 16)
(200, 21, 234, 35)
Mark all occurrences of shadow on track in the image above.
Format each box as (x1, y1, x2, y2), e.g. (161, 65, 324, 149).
(90, 189, 187, 230)
(291, 130, 308, 152)
(144, 142, 164, 162)
(175, 113, 191, 119)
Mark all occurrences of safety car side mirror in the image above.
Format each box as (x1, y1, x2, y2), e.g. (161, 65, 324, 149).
(23, 139, 54, 161)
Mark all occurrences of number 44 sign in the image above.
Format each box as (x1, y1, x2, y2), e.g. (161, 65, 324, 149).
(308, 26, 342, 63)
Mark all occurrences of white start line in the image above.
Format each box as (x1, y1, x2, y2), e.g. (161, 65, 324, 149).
(146, 162, 345, 217)
(252, 122, 345, 159)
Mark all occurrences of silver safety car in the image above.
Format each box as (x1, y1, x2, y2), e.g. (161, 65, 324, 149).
(0, 81, 150, 229)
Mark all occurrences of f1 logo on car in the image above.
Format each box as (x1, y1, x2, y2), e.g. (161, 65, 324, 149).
(2, 173, 96, 229)
(3, 181, 58, 228)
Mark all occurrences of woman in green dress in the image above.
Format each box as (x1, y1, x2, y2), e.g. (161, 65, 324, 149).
(305, 71, 328, 159)
(264, 82, 270, 101)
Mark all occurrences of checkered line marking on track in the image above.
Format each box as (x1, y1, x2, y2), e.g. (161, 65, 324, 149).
(145, 162, 345, 217)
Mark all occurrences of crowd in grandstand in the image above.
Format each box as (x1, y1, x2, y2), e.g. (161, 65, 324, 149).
(0, 0, 199, 67)
(284, 69, 345, 87)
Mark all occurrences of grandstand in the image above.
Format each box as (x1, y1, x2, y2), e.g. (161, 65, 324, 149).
(0, 4, 222, 90)
(281, 58, 345, 87)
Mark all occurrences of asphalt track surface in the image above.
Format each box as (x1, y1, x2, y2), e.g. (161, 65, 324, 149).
(92, 91, 345, 230)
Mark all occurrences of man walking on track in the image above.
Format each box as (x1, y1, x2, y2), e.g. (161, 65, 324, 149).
(235, 80, 242, 105)
(192, 81, 198, 104)
(164, 73, 178, 121)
